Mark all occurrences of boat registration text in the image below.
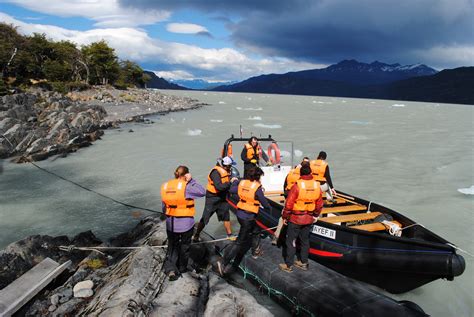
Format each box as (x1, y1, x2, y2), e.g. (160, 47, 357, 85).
(312, 225, 336, 239)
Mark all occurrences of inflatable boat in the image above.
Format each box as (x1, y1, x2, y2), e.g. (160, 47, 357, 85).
(223, 135, 465, 294)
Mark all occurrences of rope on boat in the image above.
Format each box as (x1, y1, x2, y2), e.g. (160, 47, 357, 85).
(446, 243, 474, 257)
(29, 162, 163, 214)
(381, 220, 402, 237)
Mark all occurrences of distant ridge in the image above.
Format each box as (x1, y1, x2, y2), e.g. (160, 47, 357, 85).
(170, 79, 237, 90)
(213, 60, 474, 105)
(144, 71, 188, 90)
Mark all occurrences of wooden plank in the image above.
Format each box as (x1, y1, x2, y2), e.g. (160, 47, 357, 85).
(350, 221, 402, 232)
(266, 196, 285, 204)
(0, 258, 71, 316)
(264, 190, 284, 196)
(320, 205, 367, 215)
(319, 212, 382, 224)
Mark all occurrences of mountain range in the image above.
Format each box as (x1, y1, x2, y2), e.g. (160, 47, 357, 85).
(212, 60, 473, 105)
(143, 71, 187, 90)
(169, 79, 237, 90)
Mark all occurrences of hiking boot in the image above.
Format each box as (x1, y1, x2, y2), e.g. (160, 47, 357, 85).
(223, 264, 236, 275)
(216, 260, 224, 277)
(279, 263, 293, 273)
(168, 271, 179, 281)
(251, 248, 264, 259)
(294, 260, 309, 270)
(271, 236, 278, 245)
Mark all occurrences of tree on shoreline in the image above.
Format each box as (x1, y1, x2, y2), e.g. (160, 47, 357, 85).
(0, 22, 149, 93)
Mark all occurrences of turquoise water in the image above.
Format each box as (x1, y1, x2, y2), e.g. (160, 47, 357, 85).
(1, 90, 473, 316)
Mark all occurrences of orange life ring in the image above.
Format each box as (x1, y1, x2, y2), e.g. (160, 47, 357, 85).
(267, 143, 281, 164)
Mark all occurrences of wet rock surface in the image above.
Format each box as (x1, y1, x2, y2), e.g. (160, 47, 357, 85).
(0, 216, 274, 316)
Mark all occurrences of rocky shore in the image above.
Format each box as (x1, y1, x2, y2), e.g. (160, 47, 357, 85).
(0, 216, 273, 316)
(0, 87, 205, 162)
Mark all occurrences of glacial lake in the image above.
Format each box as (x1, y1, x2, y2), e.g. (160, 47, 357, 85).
(1, 90, 472, 316)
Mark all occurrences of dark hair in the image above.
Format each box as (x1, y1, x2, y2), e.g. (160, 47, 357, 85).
(300, 165, 311, 176)
(248, 136, 258, 144)
(303, 156, 310, 161)
(300, 161, 310, 168)
(174, 165, 189, 178)
(317, 151, 327, 160)
(247, 166, 264, 181)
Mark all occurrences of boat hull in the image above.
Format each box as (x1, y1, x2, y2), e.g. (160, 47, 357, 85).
(228, 193, 465, 294)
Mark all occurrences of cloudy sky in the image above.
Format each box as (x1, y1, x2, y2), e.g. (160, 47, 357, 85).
(1, 0, 473, 82)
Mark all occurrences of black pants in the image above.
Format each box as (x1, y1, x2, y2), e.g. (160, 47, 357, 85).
(222, 217, 260, 269)
(163, 227, 194, 274)
(285, 222, 312, 266)
(199, 194, 230, 225)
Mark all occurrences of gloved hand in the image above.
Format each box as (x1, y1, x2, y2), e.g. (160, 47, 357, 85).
(250, 159, 257, 164)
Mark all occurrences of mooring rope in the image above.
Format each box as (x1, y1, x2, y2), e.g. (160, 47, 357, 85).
(29, 161, 163, 214)
(59, 236, 239, 255)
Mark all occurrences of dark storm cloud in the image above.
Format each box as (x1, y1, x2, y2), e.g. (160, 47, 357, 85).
(119, 0, 474, 68)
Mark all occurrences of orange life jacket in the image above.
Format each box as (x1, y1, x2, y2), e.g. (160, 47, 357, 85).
(237, 180, 261, 214)
(161, 179, 195, 217)
(206, 166, 230, 194)
(310, 159, 328, 182)
(221, 144, 233, 157)
(285, 167, 301, 190)
(293, 179, 321, 213)
(245, 143, 261, 161)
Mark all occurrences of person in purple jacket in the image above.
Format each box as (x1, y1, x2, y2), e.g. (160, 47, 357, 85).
(161, 165, 205, 281)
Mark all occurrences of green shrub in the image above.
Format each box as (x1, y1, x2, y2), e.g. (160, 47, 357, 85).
(65, 81, 90, 91)
(51, 81, 67, 94)
(0, 79, 8, 96)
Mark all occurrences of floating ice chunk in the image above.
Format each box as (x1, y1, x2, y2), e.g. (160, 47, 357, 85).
(236, 106, 262, 111)
(247, 116, 262, 121)
(186, 129, 202, 136)
(342, 100, 347, 103)
(392, 104, 406, 107)
(458, 186, 474, 195)
(218, 101, 226, 104)
(170, 118, 175, 122)
(254, 123, 282, 129)
(294, 150, 303, 157)
(210, 119, 223, 122)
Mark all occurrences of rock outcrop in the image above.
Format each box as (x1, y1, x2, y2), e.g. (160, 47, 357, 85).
(0, 92, 107, 162)
(3, 217, 275, 316)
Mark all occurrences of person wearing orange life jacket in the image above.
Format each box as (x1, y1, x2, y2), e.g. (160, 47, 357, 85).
(279, 164, 324, 272)
(218, 166, 272, 276)
(310, 151, 336, 198)
(241, 137, 270, 178)
(193, 156, 237, 242)
(272, 157, 311, 245)
(161, 165, 205, 281)
(221, 143, 233, 158)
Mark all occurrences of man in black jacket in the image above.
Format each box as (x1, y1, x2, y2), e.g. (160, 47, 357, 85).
(193, 156, 236, 241)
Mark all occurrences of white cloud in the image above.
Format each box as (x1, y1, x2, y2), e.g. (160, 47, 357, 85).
(0, 12, 324, 81)
(155, 70, 195, 80)
(166, 23, 209, 34)
(2, 0, 170, 27)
